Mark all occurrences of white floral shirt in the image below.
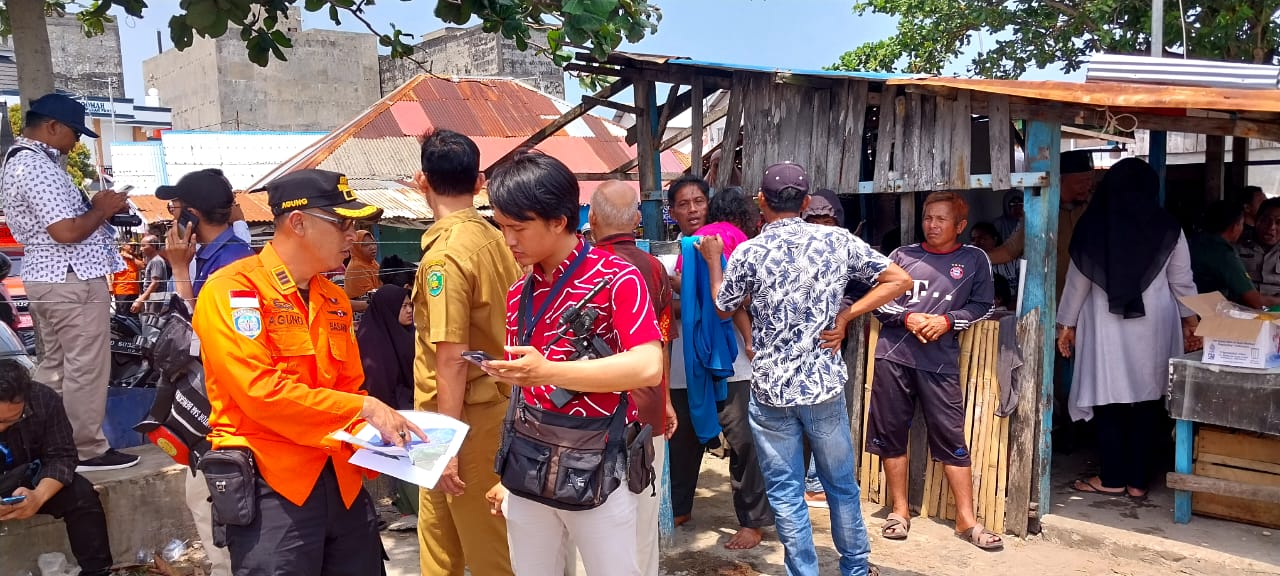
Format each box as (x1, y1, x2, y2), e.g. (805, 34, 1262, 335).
(716, 217, 891, 407)
(1, 138, 122, 282)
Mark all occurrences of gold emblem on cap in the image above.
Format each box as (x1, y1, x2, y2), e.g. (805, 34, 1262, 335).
(338, 175, 356, 202)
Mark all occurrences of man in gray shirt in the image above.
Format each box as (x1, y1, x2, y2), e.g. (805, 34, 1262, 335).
(133, 235, 169, 316)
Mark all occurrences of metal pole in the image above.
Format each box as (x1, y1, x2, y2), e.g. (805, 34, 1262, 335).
(1151, 0, 1164, 57)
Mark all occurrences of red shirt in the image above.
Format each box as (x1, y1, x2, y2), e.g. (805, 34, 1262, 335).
(504, 239, 661, 418)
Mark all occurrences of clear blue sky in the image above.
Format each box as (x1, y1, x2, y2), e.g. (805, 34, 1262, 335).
(112, 1, 1074, 104)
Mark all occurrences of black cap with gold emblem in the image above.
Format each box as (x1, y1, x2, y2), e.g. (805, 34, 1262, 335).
(261, 169, 384, 220)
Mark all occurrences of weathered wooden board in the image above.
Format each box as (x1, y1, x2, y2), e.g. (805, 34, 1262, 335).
(988, 94, 1011, 190)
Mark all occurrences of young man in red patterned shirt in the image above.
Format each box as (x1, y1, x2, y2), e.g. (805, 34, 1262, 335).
(589, 180, 677, 576)
(480, 152, 663, 575)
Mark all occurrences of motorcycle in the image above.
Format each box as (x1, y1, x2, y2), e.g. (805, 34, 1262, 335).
(133, 295, 211, 468)
(109, 302, 166, 388)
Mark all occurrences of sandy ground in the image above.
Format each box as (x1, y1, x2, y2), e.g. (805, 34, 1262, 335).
(370, 455, 1248, 576)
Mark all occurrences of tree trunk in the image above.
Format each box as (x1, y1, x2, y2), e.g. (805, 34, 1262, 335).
(8, 0, 54, 112)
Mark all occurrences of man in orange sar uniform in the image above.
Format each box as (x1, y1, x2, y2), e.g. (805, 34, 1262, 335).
(192, 169, 427, 574)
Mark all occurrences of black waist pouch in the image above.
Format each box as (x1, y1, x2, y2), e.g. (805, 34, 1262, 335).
(495, 392, 628, 511)
(197, 448, 258, 528)
(625, 422, 656, 495)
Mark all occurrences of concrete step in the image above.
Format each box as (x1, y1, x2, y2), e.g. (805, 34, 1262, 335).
(1, 445, 197, 574)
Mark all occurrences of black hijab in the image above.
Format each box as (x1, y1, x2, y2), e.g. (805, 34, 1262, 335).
(1068, 157, 1181, 319)
(355, 285, 415, 410)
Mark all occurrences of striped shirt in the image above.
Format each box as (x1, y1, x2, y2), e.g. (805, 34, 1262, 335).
(873, 243, 995, 374)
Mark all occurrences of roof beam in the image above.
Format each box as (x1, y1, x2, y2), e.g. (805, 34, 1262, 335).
(485, 77, 633, 172)
(609, 105, 730, 174)
(582, 96, 641, 116)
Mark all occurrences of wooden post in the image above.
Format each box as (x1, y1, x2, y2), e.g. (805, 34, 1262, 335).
(1230, 137, 1250, 193)
(714, 73, 748, 192)
(634, 81, 663, 240)
(1150, 131, 1168, 206)
(1022, 119, 1061, 520)
(1173, 419, 1194, 523)
(1206, 135, 1226, 203)
(845, 315, 869, 471)
(899, 191, 916, 250)
(1004, 313, 1041, 536)
(690, 81, 704, 178)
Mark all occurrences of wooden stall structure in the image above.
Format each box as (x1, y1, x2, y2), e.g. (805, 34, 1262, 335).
(508, 51, 1280, 536)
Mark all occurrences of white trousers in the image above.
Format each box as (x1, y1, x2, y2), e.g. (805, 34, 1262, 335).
(507, 486, 639, 576)
(634, 438, 666, 576)
(185, 470, 232, 576)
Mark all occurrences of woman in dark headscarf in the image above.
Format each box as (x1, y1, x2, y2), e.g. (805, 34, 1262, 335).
(355, 284, 418, 519)
(1056, 157, 1199, 499)
(356, 285, 415, 411)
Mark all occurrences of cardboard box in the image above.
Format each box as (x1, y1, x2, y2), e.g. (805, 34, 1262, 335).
(1180, 292, 1280, 369)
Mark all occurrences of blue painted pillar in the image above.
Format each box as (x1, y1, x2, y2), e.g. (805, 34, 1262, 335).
(1022, 120, 1061, 518)
(1150, 131, 1168, 206)
(635, 81, 664, 241)
(1173, 419, 1194, 523)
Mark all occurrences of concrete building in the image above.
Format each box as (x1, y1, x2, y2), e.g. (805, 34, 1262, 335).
(142, 8, 380, 132)
(379, 25, 564, 99)
(111, 130, 324, 195)
(0, 15, 126, 98)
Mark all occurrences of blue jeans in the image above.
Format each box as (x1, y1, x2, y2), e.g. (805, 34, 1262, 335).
(749, 394, 871, 576)
(805, 455, 824, 493)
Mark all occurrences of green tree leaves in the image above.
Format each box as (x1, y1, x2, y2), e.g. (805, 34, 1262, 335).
(833, 0, 1280, 79)
(4, 1, 662, 72)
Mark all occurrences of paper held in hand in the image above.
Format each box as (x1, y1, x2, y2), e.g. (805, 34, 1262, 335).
(330, 410, 470, 489)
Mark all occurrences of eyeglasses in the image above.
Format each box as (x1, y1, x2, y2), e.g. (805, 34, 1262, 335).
(303, 211, 355, 232)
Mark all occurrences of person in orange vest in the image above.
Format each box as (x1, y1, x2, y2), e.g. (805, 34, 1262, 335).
(110, 243, 143, 316)
(192, 169, 426, 574)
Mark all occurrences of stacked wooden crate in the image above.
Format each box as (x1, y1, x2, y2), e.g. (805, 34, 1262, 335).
(1193, 425, 1280, 528)
(858, 320, 1011, 533)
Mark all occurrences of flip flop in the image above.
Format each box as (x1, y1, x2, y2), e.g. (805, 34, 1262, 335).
(957, 523, 1004, 550)
(1126, 488, 1149, 502)
(882, 513, 910, 540)
(1070, 477, 1125, 496)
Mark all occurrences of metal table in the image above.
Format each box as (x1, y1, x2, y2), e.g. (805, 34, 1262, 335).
(1166, 351, 1280, 523)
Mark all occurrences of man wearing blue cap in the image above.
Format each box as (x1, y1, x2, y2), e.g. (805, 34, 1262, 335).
(0, 93, 138, 472)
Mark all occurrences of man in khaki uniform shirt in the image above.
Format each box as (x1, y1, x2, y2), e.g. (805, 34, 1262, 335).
(986, 150, 1096, 301)
(1236, 197, 1280, 296)
(412, 130, 521, 576)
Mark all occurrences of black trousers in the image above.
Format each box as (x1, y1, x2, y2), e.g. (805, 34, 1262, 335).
(669, 383, 773, 528)
(1094, 399, 1165, 492)
(37, 474, 113, 576)
(226, 462, 383, 576)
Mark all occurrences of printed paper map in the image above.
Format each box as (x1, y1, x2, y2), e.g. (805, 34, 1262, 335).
(330, 410, 470, 489)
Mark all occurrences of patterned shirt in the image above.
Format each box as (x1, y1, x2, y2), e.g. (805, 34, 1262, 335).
(0, 138, 123, 283)
(715, 217, 891, 407)
(0, 382, 78, 489)
(504, 238, 661, 419)
(873, 243, 995, 374)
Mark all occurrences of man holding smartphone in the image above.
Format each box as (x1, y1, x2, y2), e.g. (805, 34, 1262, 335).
(411, 129, 521, 575)
(0, 93, 137, 472)
(0, 359, 114, 576)
(156, 168, 253, 576)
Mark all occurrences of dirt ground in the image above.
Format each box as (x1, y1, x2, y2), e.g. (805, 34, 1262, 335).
(372, 455, 1247, 576)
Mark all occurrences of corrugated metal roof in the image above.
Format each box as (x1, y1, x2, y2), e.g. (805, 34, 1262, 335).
(251, 75, 684, 207)
(129, 192, 278, 224)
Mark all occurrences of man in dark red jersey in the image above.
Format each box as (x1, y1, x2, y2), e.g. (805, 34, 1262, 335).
(588, 179, 677, 576)
(480, 152, 663, 575)
(869, 191, 1000, 550)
